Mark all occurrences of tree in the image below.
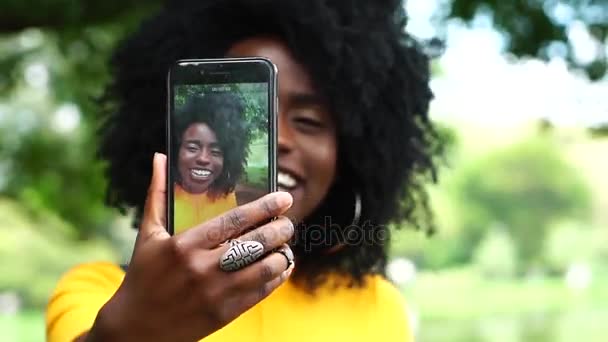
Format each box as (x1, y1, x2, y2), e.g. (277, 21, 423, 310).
(1, 1, 606, 79)
(0, 1, 158, 32)
(448, 134, 591, 272)
(446, 0, 608, 80)
(444, 2, 608, 137)
(0, 24, 140, 238)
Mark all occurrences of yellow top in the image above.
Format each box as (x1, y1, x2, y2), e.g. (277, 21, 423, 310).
(173, 184, 237, 234)
(46, 262, 414, 342)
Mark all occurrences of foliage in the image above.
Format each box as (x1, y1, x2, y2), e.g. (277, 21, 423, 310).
(472, 224, 517, 279)
(0, 311, 44, 342)
(589, 123, 608, 138)
(402, 266, 608, 321)
(0, 1, 159, 32)
(2, 1, 606, 78)
(446, 0, 608, 80)
(391, 123, 606, 276)
(0, 25, 137, 238)
(391, 125, 596, 271)
(447, 134, 591, 271)
(543, 220, 605, 274)
(0, 198, 117, 308)
(405, 267, 608, 342)
(5, 126, 112, 239)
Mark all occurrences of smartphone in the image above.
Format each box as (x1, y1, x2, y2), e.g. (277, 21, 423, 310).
(166, 58, 278, 235)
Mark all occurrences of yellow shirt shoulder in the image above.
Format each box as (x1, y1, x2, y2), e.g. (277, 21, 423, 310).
(46, 262, 413, 342)
(46, 262, 125, 342)
(173, 185, 237, 234)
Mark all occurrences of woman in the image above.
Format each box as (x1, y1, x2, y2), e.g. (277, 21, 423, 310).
(46, 0, 443, 341)
(172, 93, 250, 233)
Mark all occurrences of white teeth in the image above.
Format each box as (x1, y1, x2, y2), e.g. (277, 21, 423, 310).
(278, 172, 297, 189)
(191, 169, 211, 178)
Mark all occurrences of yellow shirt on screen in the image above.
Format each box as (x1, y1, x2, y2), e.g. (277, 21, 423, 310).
(46, 262, 414, 342)
(174, 184, 237, 234)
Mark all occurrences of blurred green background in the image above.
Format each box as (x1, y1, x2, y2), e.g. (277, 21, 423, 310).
(1, 0, 607, 341)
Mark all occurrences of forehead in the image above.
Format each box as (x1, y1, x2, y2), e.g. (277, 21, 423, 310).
(183, 122, 217, 141)
(226, 37, 316, 96)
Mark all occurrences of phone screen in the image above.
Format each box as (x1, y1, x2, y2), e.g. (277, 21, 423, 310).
(167, 59, 277, 235)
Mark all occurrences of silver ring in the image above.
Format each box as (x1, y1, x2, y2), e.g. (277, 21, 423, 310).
(275, 245, 295, 270)
(219, 240, 265, 272)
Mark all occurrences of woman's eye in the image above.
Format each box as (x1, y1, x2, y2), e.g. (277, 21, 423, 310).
(294, 116, 323, 129)
(186, 145, 199, 152)
(211, 149, 223, 157)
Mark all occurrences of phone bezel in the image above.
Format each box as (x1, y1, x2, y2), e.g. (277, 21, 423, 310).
(166, 57, 278, 235)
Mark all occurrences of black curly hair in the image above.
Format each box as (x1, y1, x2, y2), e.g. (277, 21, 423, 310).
(98, 0, 443, 290)
(173, 92, 250, 197)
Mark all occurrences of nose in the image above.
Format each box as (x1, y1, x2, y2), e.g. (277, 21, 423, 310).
(278, 113, 294, 155)
(196, 148, 212, 165)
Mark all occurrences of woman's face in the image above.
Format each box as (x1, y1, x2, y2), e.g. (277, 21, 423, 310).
(227, 37, 337, 223)
(178, 122, 224, 194)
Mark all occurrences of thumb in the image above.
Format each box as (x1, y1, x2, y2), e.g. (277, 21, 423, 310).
(139, 153, 169, 239)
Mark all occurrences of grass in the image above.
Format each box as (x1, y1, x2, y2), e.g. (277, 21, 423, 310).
(243, 137, 269, 188)
(403, 267, 608, 321)
(403, 267, 608, 341)
(0, 311, 45, 342)
(247, 137, 268, 168)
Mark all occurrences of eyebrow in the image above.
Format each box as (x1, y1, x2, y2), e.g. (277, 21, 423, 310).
(185, 140, 201, 146)
(185, 140, 220, 148)
(289, 93, 325, 108)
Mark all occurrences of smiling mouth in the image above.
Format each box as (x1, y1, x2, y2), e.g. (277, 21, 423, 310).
(278, 171, 299, 191)
(191, 168, 212, 180)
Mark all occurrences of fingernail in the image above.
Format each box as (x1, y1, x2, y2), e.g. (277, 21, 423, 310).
(275, 192, 293, 208)
(283, 263, 295, 278)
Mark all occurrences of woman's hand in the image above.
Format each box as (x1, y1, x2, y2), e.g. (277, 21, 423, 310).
(86, 153, 295, 342)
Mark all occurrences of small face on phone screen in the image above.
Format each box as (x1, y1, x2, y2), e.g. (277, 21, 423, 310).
(167, 59, 277, 235)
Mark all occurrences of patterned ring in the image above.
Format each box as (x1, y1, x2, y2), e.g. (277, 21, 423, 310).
(223, 239, 241, 247)
(275, 245, 295, 270)
(219, 240, 265, 272)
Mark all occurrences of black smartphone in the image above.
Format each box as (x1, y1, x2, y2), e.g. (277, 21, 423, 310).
(166, 58, 278, 235)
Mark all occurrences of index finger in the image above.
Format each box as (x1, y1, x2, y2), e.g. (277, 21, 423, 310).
(175, 191, 293, 250)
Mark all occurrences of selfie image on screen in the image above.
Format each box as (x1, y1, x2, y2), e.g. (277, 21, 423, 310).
(172, 83, 269, 234)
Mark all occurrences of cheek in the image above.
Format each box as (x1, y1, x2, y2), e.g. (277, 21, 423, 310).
(178, 150, 187, 168)
(215, 157, 224, 170)
(310, 137, 337, 185)
(179, 150, 193, 164)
